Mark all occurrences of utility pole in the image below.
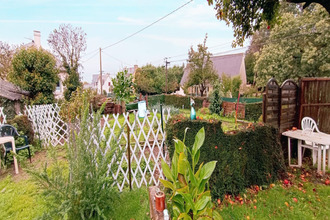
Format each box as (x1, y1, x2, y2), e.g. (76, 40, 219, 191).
(99, 48, 103, 95)
(165, 58, 170, 94)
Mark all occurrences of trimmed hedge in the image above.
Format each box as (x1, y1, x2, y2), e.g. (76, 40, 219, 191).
(166, 116, 286, 199)
(245, 102, 263, 122)
(148, 94, 205, 109)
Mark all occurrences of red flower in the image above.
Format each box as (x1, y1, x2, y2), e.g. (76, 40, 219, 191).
(293, 198, 298, 203)
(284, 179, 289, 185)
(267, 25, 270, 29)
(215, 146, 218, 149)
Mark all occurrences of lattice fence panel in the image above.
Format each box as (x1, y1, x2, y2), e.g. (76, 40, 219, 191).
(101, 108, 171, 191)
(0, 107, 6, 125)
(25, 104, 68, 146)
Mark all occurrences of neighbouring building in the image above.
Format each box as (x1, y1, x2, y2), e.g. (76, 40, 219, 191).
(91, 74, 113, 94)
(180, 53, 247, 97)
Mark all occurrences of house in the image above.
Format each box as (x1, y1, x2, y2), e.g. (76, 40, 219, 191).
(0, 79, 30, 116)
(91, 73, 113, 94)
(180, 53, 247, 97)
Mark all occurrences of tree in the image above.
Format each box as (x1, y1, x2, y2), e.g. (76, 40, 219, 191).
(134, 64, 184, 95)
(112, 70, 135, 112)
(207, 0, 330, 46)
(0, 41, 13, 80)
(221, 74, 242, 97)
(254, 5, 330, 86)
(48, 24, 86, 100)
(9, 48, 59, 104)
(209, 82, 223, 115)
(185, 35, 218, 97)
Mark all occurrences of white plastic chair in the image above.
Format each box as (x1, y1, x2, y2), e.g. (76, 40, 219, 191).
(301, 117, 329, 172)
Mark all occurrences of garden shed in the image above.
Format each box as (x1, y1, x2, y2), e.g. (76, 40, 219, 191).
(0, 79, 29, 119)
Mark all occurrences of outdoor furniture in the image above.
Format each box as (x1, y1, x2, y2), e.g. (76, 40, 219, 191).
(0, 136, 19, 174)
(282, 129, 330, 174)
(0, 124, 31, 166)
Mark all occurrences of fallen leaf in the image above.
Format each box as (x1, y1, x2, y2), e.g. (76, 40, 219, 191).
(293, 198, 298, 203)
(285, 202, 289, 207)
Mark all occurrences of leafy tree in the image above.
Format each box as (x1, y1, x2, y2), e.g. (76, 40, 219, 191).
(244, 53, 256, 85)
(134, 64, 184, 95)
(254, 5, 330, 86)
(48, 24, 86, 100)
(207, 0, 330, 46)
(0, 41, 13, 80)
(221, 74, 242, 98)
(112, 70, 134, 112)
(9, 47, 58, 104)
(209, 82, 223, 115)
(185, 35, 218, 97)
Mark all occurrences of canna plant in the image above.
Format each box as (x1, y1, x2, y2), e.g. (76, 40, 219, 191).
(160, 127, 222, 219)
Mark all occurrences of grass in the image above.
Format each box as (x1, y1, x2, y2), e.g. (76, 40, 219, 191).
(218, 167, 330, 220)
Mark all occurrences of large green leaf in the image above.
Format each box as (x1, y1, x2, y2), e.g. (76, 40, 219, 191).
(172, 194, 185, 212)
(161, 159, 173, 182)
(194, 163, 204, 179)
(178, 213, 192, 220)
(192, 127, 205, 156)
(182, 193, 195, 213)
(175, 139, 185, 153)
(195, 196, 211, 211)
(178, 152, 188, 175)
(172, 153, 178, 179)
(188, 166, 197, 187)
(199, 161, 217, 180)
(159, 179, 175, 191)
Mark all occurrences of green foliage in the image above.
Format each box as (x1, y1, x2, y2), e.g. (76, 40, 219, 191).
(244, 53, 256, 84)
(147, 94, 205, 110)
(166, 117, 286, 199)
(64, 70, 82, 101)
(9, 47, 59, 104)
(221, 74, 242, 98)
(60, 88, 99, 122)
(160, 127, 221, 219)
(245, 102, 263, 122)
(135, 64, 184, 94)
(0, 41, 13, 80)
(0, 97, 17, 120)
(112, 70, 134, 102)
(209, 82, 222, 115)
(29, 95, 123, 219)
(186, 34, 218, 97)
(255, 5, 330, 86)
(8, 115, 35, 144)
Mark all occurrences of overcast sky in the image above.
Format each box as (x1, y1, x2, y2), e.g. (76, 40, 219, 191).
(0, 0, 248, 82)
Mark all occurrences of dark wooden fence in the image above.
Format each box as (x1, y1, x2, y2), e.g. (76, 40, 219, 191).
(263, 77, 329, 133)
(299, 78, 330, 133)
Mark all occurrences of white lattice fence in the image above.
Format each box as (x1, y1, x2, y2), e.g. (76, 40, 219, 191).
(25, 104, 68, 146)
(101, 109, 171, 191)
(0, 107, 6, 125)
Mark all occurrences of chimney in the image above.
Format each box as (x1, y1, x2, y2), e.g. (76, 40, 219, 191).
(33, 30, 41, 49)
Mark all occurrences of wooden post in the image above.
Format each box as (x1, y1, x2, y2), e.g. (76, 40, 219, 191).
(127, 114, 132, 191)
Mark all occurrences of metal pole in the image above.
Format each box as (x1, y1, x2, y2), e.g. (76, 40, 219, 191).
(127, 114, 132, 191)
(165, 58, 170, 94)
(160, 104, 165, 156)
(99, 48, 103, 95)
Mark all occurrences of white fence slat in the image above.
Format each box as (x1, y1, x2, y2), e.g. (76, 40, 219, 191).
(0, 107, 6, 125)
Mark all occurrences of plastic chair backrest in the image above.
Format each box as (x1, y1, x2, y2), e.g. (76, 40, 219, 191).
(0, 124, 19, 150)
(301, 117, 320, 133)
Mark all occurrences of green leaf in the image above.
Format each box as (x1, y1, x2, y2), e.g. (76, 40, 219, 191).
(195, 196, 211, 211)
(172, 194, 185, 212)
(198, 179, 208, 194)
(161, 159, 173, 182)
(200, 161, 217, 180)
(194, 150, 200, 168)
(172, 153, 178, 179)
(178, 152, 188, 175)
(183, 127, 189, 143)
(212, 210, 223, 220)
(194, 163, 204, 179)
(175, 139, 185, 154)
(178, 213, 192, 220)
(182, 193, 195, 213)
(188, 166, 197, 187)
(159, 179, 175, 191)
(192, 127, 205, 156)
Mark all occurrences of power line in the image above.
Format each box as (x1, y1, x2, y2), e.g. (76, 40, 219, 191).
(102, 51, 132, 66)
(81, 50, 99, 63)
(102, 0, 193, 50)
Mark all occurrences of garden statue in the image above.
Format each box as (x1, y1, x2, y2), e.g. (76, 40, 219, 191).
(190, 98, 196, 120)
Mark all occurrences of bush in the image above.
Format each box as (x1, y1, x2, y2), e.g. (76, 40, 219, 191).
(148, 94, 206, 110)
(8, 115, 34, 144)
(0, 98, 18, 120)
(29, 97, 123, 219)
(245, 102, 262, 122)
(209, 83, 222, 115)
(166, 117, 286, 199)
(198, 107, 210, 115)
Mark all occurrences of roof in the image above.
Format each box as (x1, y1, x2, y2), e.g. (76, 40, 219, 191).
(0, 79, 30, 101)
(180, 53, 245, 85)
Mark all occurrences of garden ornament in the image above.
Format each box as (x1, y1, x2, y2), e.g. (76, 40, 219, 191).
(190, 98, 196, 120)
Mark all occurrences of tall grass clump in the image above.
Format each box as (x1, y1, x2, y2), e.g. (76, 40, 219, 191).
(29, 94, 123, 219)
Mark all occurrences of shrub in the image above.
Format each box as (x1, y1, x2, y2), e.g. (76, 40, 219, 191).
(245, 102, 262, 122)
(166, 117, 286, 199)
(8, 115, 34, 144)
(149, 102, 180, 115)
(147, 95, 206, 110)
(209, 83, 222, 115)
(198, 107, 210, 115)
(29, 96, 123, 219)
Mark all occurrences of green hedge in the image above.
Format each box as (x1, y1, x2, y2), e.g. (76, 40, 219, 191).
(245, 102, 263, 122)
(0, 98, 18, 120)
(147, 95, 205, 109)
(166, 116, 286, 199)
(222, 97, 263, 104)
